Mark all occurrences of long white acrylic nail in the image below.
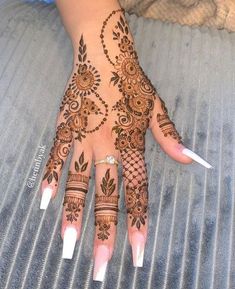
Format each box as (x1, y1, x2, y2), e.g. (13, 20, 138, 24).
(40, 187, 52, 210)
(182, 148, 212, 169)
(93, 245, 109, 282)
(131, 232, 145, 267)
(62, 227, 77, 259)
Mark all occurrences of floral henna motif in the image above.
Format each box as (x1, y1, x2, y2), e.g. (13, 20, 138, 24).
(100, 10, 182, 230)
(100, 10, 154, 230)
(60, 35, 108, 142)
(95, 169, 119, 241)
(63, 152, 89, 223)
(126, 183, 148, 229)
(43, 35, 108, 184)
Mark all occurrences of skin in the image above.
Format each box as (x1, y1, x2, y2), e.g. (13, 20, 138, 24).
(40, 0, 192, 266)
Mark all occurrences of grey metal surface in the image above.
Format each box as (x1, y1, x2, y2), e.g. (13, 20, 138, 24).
(0, 1, 235, 289)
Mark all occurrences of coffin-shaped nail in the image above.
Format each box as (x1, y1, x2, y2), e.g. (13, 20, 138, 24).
(93, 245, 109, 282)
(182, 148, 212, 169)
(40, 187, 52, 210)
(131, 231, 145, 267)
(62, 227, 77, 259)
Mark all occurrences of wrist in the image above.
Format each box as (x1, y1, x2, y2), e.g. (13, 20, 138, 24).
(56, 0, 122, 48)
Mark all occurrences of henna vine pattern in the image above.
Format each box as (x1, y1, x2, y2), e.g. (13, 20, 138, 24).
(63, 151, 90, 223)
(100, 9, 182, 229)
(43, 35, 108, 184)
(95, 169, 119, 241)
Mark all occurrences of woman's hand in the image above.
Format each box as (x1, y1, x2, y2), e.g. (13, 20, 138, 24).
(39, 7, 211, 282)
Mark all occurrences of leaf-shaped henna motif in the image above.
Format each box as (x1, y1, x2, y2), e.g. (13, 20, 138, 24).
(43, 122, 72, 184)
(95, 169, 119, 241)
(59, 34, 108, 142)
(100, 168, 116, 196)
(74, 151, 89, 173)
(100, 10, 155, 230)
(63, 153, 89, 223)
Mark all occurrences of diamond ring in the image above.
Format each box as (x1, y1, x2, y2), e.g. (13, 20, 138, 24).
(94, 155, 119, 166)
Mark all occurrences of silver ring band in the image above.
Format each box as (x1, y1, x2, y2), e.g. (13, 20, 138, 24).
(94, 155, 119, 166)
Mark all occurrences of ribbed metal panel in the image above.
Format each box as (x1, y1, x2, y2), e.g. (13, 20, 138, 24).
(0, 1, 235, 289)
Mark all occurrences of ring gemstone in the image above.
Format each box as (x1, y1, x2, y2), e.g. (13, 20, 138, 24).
(106, 155, 115, 164)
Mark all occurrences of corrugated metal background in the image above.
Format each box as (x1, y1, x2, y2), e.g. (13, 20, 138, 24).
(0, 1, 235, 289)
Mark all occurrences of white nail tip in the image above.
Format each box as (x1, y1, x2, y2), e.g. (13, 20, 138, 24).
(62, 227, 77, 259)
(133, 245, 145, 267)
(40, 188, 52, 210)
(182, 148, 212, 169)
(93, 261, 108, 282)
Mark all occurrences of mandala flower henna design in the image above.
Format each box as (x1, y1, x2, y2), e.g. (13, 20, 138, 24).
(95, 169, 119, 241)
(100, 9, 181, 230)
(42, 35, 108, 184)
(63, 151, 89, 223)
(60, 35, 108, 142)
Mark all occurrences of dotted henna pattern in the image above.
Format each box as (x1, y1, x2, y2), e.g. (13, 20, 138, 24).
(43, 35, 108, 185)
(100, 9, 182, 230)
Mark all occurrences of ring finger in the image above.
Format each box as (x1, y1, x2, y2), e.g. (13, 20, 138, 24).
(93, 151, 120, 282)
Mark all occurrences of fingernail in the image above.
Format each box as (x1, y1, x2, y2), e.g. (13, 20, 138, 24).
(182, 148, 212, 169)
(40, 187, 52, 210)
(62, 227, 77, 259)
(93, 245, 110, 282)
(130, 231, 145, 267)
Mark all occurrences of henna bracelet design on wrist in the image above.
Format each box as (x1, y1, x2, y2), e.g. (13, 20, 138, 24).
(95, 169, 119, 241)
(63, 152, 89, 223)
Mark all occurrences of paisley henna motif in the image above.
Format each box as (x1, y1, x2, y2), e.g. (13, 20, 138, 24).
(63, 152, 90, 223)
(95, 169, 119, 241)
(100, 9, 181, 230)
(43, 35, 108, 184)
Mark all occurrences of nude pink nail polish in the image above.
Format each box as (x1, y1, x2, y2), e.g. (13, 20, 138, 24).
(93, 245, 110, 282)
(130, 231, 145, 267)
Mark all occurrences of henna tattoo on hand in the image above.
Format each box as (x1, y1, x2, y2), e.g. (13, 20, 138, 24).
(43, 35, 108, 184)
(63, 151, 89, 223)
(100, 9, 182, 230)
(60, 35, 108, 142)
(157, 97, 182, 143)
(95, 169, 119, 241)
(43, 122, 72, 185)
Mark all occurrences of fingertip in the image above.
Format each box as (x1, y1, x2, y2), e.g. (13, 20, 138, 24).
(41, 180, 58, 199)
(61, 225, 81, 241)
(158, 142, 193, 165)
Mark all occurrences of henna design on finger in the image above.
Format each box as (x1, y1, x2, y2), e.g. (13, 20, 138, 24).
(63, 151, 89, 223)
(100, 10, 153, 230)
(122, 151, 148, 229)
(157, 97, 182, 143)
(95, 169, 119, 241)
(43, 122, 72, 184)
(99, 10, 182, 230)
